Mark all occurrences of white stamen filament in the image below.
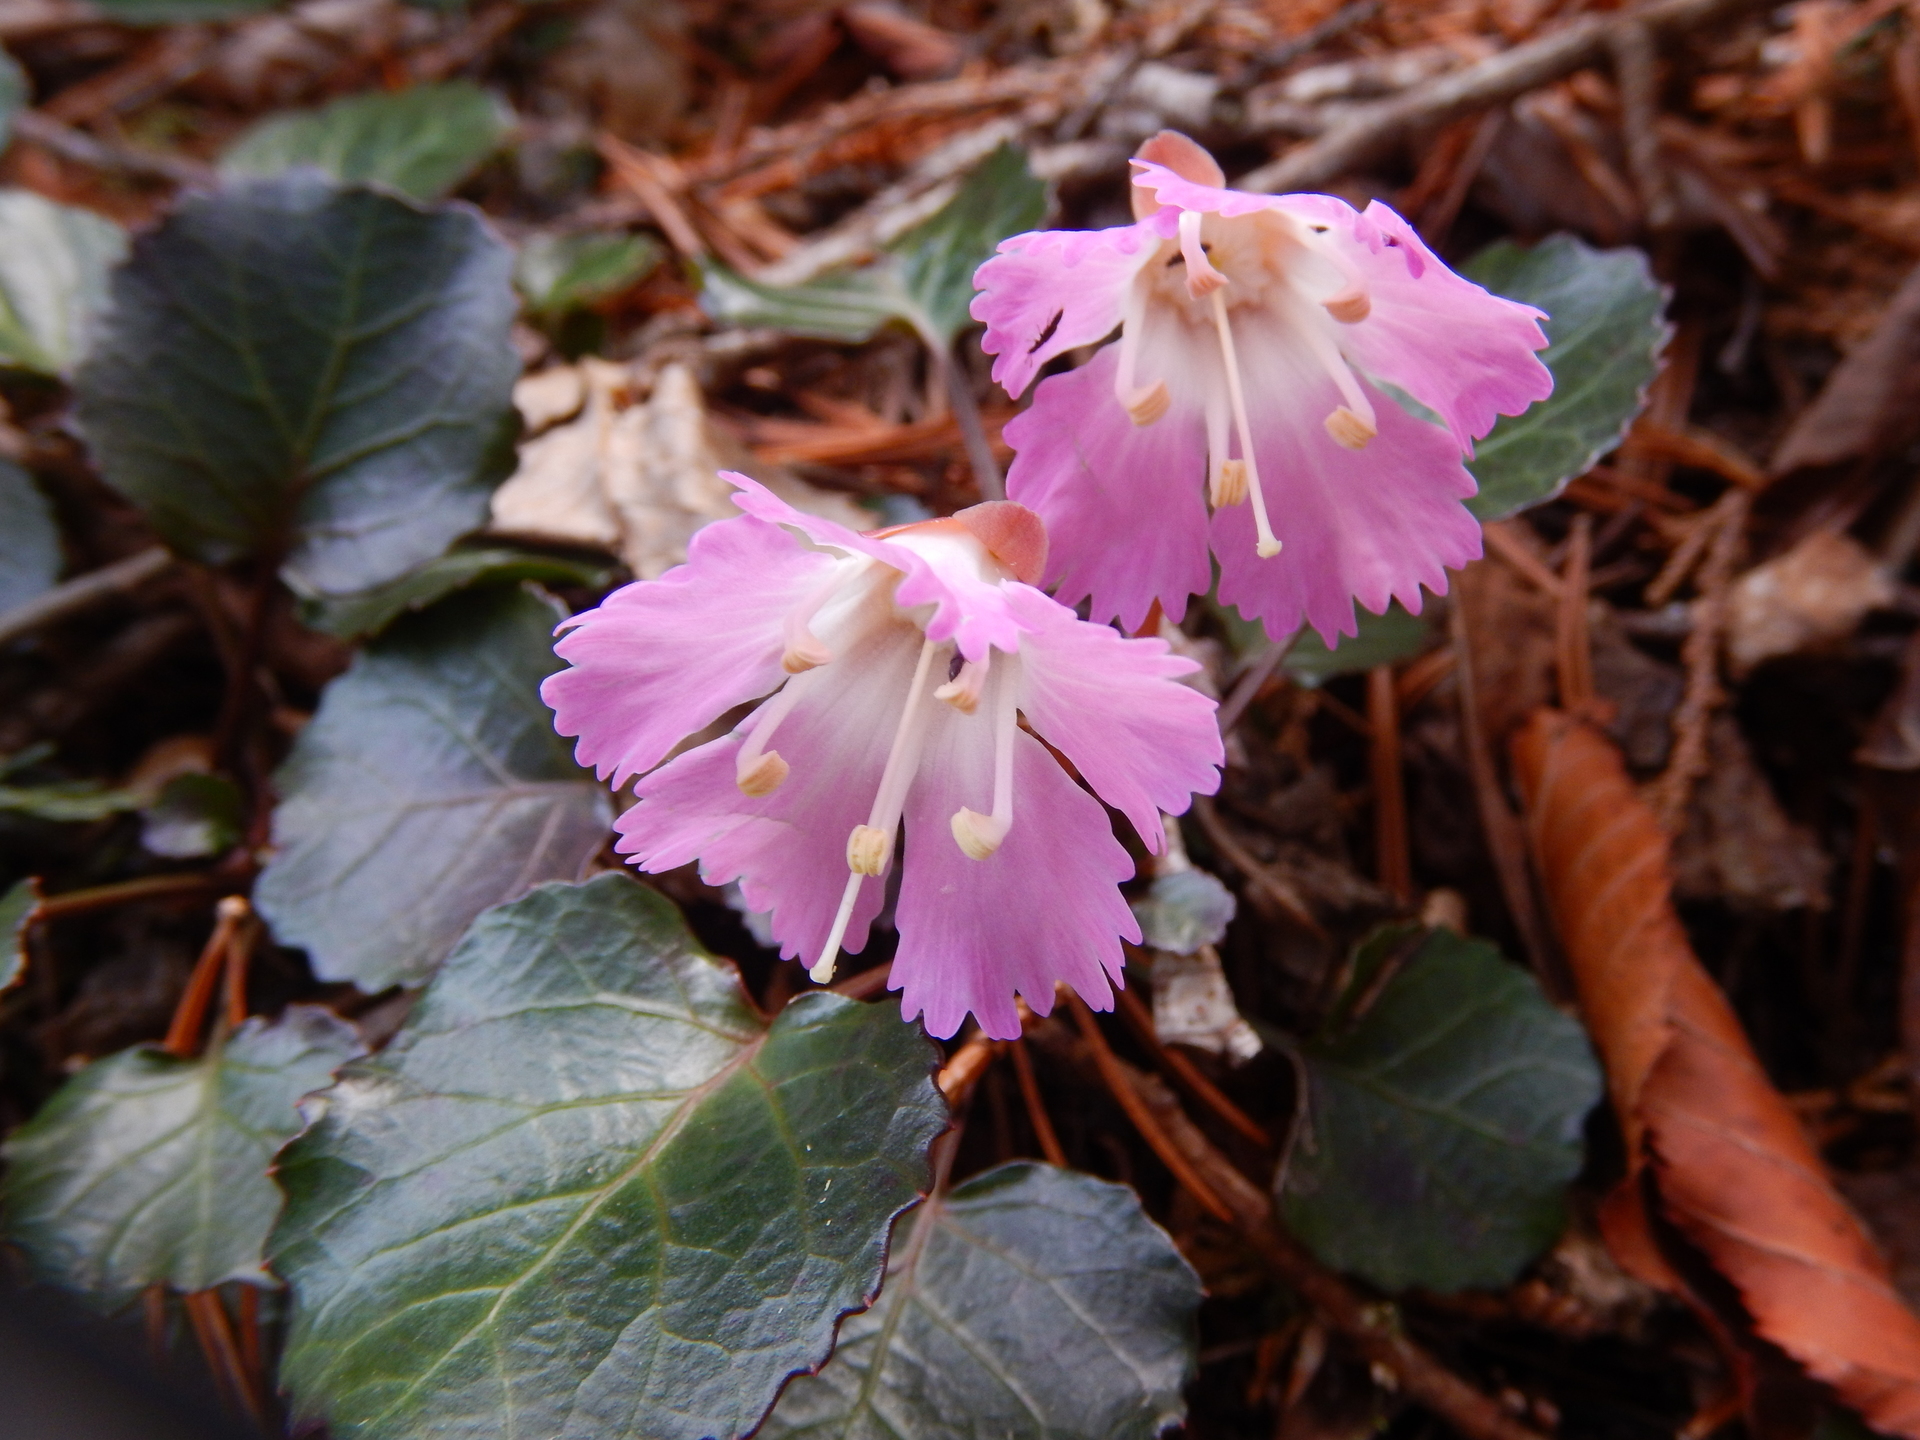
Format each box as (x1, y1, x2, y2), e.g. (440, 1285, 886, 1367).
(811, 636, 940, 983)
(934, 649, 989, 714)
(1178, 210, 1227, 298)
(1283, 289, 1378, 449)
(1204, 392, 1234, 508)
(782, 569, 847, 673)
(1113, 273, 1169, 426)
(735, 682, 806, 796)
(950, 670, 1017, 860)
(1208, 289, 1283, 559)
(1305, 235, 1372, 323)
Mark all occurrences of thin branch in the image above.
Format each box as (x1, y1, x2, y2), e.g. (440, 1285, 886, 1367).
(0, 547, 174, 649)
(34, 873, 221, 923)
(1114, 986, 1272, 1147)
(10, 112, 214, 186)
(1008, 1036, 1068, 1166)
(1367, 667, 1412, 904)
(162, 897, 251, 1059)
(945, 344, 1005, 501)
(1236, 0, 1773, 193)
(1216, 628, 1302, 736)
(1191, 796, 1327, 939)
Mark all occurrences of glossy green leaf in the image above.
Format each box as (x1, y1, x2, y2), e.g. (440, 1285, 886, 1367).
(0, 48, 24, 150)
(221, 83, 514, 202)
(763, 1162, 1199, 1440)
(1463, 235, 1669, 520)
(700, 144, 1047, 349)
(140, 772, 245, 859)
(1281, 601, 1432, 685)
(517, 230, 662, 319)
(1278, 925, 1602, 1292)
(0, 458, 61, 614)
(0, 189, 126, 375)
(1, 1007, 359, 1306)
(0, 877, 33, 993)
(73, 172, 519, 596)
(255, 585, 610, 990)
(272, 875, 946, 1440)
(295, 545, 615, 640)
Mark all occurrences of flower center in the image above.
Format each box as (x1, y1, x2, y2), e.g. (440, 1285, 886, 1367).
(1118, 206, 1386, 563)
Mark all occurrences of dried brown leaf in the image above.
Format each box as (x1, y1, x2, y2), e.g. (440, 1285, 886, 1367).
(1770, 261, 1920, 476)
(1514, 710, 1920, 1435)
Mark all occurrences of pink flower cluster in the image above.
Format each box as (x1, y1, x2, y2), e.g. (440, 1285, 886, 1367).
(544, 133, 1551, 1039)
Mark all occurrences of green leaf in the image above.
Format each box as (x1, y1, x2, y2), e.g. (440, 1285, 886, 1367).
(254, 585, 611, 990)
(140, 772, 245, 859)
(0, 189, 126, 375)
(0, 48, 24, 151)
(891, 142, 1049, 343)
(1278, 925, 1602, 1293)
(220, 83, 514, 203)
(0, 779, 143, 822)
(762, 1162, 1200, 1440)
(0, 877, 34, 993)
(699, 261, 903, 345)
(272, 874, 946, 1440)
(0, 458, 61, 614)
(295, 545, 615, 640)
(517, 230, 662, 320)
(1, 1007, 359, 1306)
(1462, 235, 1669, 521)
(700, 143, 1047, 350)
(1281, 601, 1432, 686)
(73, 172, 519, 596)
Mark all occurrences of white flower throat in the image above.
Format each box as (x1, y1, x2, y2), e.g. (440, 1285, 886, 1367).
(731, 522, 1025, 984)
(1116, 203, 1382, 561)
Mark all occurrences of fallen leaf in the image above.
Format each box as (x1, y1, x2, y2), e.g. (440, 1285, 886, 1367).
(1726, 529, 1895, 676)
(1513, 710, 1920, 1435)
(1770, 261, 1920, 476)
(490, 359, 869, 578)
(1669, 714, 1830, 913)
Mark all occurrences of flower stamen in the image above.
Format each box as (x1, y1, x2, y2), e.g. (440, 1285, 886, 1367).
(782, 569, 849, 673)
(950, 670, 1018, 860)
(934, 650, 990, 714)
(1179, 210, 1227, 299)
(1208, 290, 1283, 559)
(811, 636, 941, 983)
(1283, 289, 1379, 451)
(735, 682, 806, 795)
(1114, 273, 1170, 426)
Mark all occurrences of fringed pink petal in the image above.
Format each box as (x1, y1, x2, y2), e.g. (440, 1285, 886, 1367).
(1329, 201, 1552, 454)
(614, 621, 925, 965)
(724, 472, 1030, 662)
(1211, 322, 1482, 646)
(1129, 160, 1291, 220)
(1003, 345, 1214, 632)
(543, 514, 837, 789)
(970, 221, 1168, 399)
(892, 703, 1136, 1040)
(1005, 585, 1222, 853)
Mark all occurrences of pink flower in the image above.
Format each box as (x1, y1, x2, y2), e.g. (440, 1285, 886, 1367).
(541, 474, 1224, 1040)
(972, 131, 1553, 644)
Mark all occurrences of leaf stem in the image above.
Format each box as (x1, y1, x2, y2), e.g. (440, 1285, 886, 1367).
(944, 341, 1004, 502)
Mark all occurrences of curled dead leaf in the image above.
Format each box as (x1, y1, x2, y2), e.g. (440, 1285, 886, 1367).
(490, 359, 869, 579)
(1513, 709, 1920, 1436)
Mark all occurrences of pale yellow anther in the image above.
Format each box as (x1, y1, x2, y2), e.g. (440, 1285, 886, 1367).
(1325, 405, 1377, 450)
(847, 824, 891, 876)
(1123, 380, 1171, 427)
(808, 955, 837, 984)
(782, 636, 832, 674)
(1211, 458, 1248, 508)
(1257, 536, 1284, 558)
(1322, 288, 1371, 324)
(735, 750, 789, 797)
(933, 681, 979, 715)
(950, 807, 1010, 860)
